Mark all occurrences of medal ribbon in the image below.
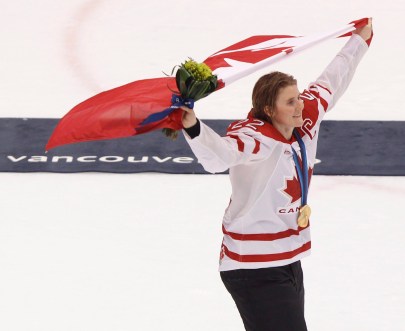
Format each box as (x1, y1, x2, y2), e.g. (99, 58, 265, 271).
(291, 129, 309, 206)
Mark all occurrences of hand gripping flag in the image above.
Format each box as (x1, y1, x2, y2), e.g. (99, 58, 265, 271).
(45, 18, 369, 150)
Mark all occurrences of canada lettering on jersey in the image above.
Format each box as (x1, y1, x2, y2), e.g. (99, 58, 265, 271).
(278, 206, 301, 214)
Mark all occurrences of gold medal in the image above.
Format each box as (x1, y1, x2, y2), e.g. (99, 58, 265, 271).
(297, 204, 311, 227)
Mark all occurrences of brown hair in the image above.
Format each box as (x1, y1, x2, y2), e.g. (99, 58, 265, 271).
(251, 71, 297, 123)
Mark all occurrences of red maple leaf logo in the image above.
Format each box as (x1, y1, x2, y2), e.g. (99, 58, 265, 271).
(283, 162, 313, 204)
(203, 35, 294, 71)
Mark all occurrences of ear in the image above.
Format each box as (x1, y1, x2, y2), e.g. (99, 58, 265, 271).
(264, 106, 273, 118)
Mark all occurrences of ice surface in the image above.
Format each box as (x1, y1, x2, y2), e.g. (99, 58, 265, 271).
(0, 1, 404, 330)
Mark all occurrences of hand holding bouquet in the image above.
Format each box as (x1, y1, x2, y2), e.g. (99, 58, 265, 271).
(163, 59, 217, 139)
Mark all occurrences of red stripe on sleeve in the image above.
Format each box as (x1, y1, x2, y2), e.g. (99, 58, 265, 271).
(228, 134, 244, 152)
(243, 134, 261, 154)
(315, 84, 331, 95)
(309, 85, 330, 111)
(253, 138, 260, 154)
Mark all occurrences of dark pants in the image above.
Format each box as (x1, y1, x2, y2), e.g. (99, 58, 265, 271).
(220, 261, 307, 331)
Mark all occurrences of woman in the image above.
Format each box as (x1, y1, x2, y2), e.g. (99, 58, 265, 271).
(181, 19, 373, 331)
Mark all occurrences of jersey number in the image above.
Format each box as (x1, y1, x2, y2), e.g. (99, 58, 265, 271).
(230, 119, 264, 131)
(302, 118, 316, 139)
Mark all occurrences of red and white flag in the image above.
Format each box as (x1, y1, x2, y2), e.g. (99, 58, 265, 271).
(46, 18, 368, 150)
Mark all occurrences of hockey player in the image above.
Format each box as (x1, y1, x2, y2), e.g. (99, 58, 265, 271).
(181, 19, 373, 331)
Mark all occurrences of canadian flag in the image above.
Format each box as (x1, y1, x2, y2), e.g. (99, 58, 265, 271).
(45, 18, 368, 150)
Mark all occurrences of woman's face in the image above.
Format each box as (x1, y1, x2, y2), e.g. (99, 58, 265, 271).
(271, 84, 304, 136)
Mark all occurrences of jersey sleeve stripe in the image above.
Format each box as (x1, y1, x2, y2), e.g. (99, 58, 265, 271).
(309, 85, 330, 111)
(252, 137, 261, 154)
(227, 134, 245, 152)
(315, 83, 331, 95)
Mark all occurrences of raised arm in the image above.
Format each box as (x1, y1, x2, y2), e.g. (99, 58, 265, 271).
(314, 18, 373, 110)
(181, 107, 273, 173)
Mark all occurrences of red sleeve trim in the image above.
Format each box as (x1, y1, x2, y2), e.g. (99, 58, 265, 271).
(253, 138, 261, 154)
(307, 86, 330, 111)
(227, 134, 244, 152)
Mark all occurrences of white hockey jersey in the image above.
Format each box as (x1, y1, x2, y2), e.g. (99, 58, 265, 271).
(184, 34, 369, 271)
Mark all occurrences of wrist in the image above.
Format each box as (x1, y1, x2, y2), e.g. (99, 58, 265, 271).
(183, 117, 198, 129)
(184, 119, 201, 139)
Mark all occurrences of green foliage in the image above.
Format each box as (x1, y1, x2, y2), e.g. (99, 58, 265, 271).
(163, 59, 218, 139)
(175, 59, 218, 101)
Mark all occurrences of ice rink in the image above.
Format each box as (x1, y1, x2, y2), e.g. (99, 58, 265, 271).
(1, 1, 404, 330)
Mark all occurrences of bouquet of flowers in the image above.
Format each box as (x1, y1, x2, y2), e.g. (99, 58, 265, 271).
(163, 58, 218, 139)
